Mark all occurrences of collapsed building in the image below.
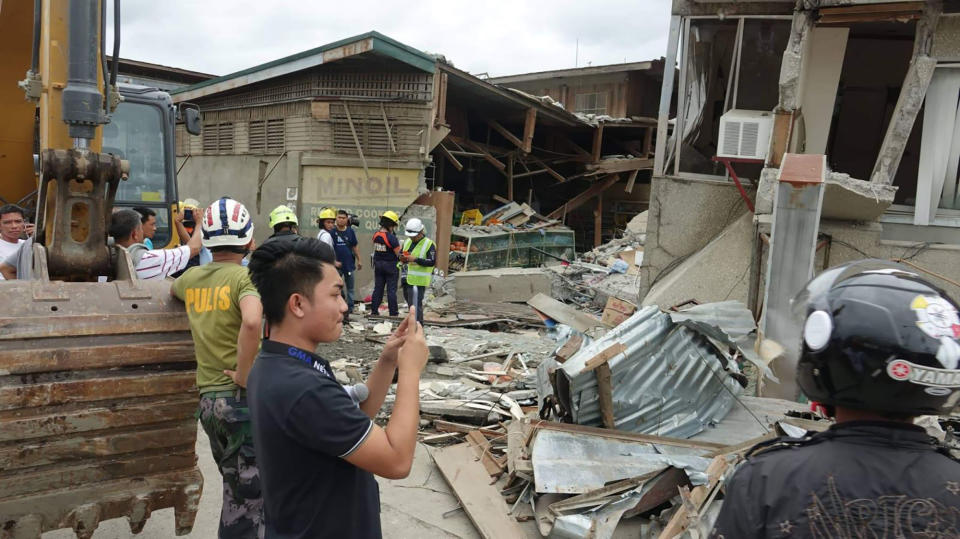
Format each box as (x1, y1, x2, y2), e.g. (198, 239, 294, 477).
(171, 32, 672, 290)
(641, 0, 960, 397)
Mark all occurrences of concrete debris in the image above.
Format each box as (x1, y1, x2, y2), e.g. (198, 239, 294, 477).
(755, 168, 897, 221)
(372, 321, 393, 335)
(452, 268, 553, 303)
(527, 293, 607, 333)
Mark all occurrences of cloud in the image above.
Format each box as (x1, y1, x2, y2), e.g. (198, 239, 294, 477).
(108, 0, 672, 77)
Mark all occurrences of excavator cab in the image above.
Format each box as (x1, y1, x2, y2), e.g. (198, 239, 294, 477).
(0, 1, 204, 536)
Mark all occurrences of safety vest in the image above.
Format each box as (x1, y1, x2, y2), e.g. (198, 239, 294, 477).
(402, 237, 434, 287)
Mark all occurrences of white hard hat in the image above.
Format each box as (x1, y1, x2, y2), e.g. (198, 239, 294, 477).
(201, 197, 255, 248)
(405, 218, 425, 237)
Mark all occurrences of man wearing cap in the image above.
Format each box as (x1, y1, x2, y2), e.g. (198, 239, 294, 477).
(263, 205, 301, 247)
(400, 218, 435, 327)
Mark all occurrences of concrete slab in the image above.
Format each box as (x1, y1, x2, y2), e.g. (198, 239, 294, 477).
(642, 211, 754, 308)
(453, 268, 552, 303)
(756, 169, 896, 221)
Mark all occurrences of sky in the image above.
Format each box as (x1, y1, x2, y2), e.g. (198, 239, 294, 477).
(109, 0, 673, 78)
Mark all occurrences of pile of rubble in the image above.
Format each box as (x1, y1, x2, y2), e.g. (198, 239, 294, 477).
(391, 298, 825, 538)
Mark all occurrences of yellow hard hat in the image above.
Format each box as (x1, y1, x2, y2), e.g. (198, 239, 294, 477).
(182, 198, 200, 209)
(382, 210, 400, 225)
(268, 205, 299, 228)
(318, 208, 337, 220)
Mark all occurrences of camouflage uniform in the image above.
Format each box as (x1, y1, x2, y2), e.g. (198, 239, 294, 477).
(198, 393, 264, 539)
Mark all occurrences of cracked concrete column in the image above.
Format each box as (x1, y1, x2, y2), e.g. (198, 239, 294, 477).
(870, 2, 941, 186)
(767, 10, 813, 168)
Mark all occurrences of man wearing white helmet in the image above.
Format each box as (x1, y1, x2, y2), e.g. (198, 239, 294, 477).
(399, 217, 435, 327)
(171, 197, 265, 538)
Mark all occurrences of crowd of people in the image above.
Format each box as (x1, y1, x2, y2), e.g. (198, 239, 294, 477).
(1, 197, 958, 538)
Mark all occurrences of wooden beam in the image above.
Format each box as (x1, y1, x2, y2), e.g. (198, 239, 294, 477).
(437, 143, 463, 172)
(595, 362, 615, 429)
(594, 192, 603, 248)
(523, 108, 537, 153)
(591, 123, 604, 163)
(342, 102, 371, 181)
(525, 155, 566, 182)
(625, 168, 640, 193)
(379, 102, 397, 154)
(507, 153, 514, 201)
(435, 72, 448, 126)
(453, 137, 507, 172)
(528, 420, 728, 452)
(561, 135, 593, 160)
(642, 126, 654, 157)
(487, 120, 524, 150)
(658, 456, 729, 539)
(546, 174, 621, 220)
(587, 157, 655, 174)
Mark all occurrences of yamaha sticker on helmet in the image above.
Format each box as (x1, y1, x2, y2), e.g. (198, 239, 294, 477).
(886, 359, 960, 387)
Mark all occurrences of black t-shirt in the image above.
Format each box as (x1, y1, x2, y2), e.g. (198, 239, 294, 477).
(248, 340, 380, 539)
(712, 421, 960, 538)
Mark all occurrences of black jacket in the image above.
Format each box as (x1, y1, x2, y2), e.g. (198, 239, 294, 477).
(261, 229, 300, 247)
(711, 421, 960, 538)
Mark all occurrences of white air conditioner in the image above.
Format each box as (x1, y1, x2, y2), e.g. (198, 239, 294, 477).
(717, 109, 773, 160)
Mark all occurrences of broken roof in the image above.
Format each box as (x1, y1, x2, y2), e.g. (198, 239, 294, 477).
(171, 31, 436, 102)
(486, 60, 660, 85)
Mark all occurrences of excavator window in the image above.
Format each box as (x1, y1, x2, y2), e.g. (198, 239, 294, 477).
(104, 101, 167, 204)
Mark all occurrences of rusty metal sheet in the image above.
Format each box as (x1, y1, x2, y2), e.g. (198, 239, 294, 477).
(0, 278, 202, 537)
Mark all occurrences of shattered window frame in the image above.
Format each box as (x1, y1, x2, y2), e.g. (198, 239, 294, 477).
(574, 92, 608, 115)
(663, 15, 792, 181)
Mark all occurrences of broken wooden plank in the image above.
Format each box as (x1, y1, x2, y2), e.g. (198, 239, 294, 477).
(625, 168, 640, 194)
(523, 108, 537, 153)
(453, 137, 507, 172)
(658, 456, 729, 539)
(582, 342, 627, 372)
(587, 157, 655, 174)
(528, 420, 728, 452)
(527, 293, 605, 333)
(437, 143, 464, 172)
(487, 119, 524, 150)
(591, 122, 604, 163)
(432, 443, 529, 539)
(433, 420, 505, 438)
(466, 430, 505, 476)
(342, 102, 371, 181)
(555, 334, 584, 363)
(595, 363, 616, 429)
(545, 173, 621, 220)
(420, 432, 464, 444)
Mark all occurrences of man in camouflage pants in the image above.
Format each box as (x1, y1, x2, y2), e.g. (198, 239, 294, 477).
(172, 198, 264, 538)
(198, 394, 262, 537)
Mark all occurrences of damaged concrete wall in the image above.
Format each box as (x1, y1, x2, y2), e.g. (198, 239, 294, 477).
(176, 151, 302, 245)
(639, 176, 753, 300)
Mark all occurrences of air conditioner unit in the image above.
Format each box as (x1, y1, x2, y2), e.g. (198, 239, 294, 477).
(717, 109, 773, 160)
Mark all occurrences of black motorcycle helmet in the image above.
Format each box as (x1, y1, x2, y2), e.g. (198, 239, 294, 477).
(794, 259, 960, 416)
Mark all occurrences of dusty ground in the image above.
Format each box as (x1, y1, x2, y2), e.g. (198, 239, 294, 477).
(42, 316, 554, 539)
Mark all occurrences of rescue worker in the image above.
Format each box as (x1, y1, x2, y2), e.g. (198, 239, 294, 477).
(315, 208, 336, 249)
(712, 260, 960, 538)
(369, 210, 402, 317)
(263, 205, 300, 247)
(399, 218, 435, 327)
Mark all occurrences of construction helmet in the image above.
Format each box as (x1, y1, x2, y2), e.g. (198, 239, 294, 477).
(794, 259, 960, 417)
(201, 197, 254, 248)
(182, 198, 200, 209)
(405, 217, 425, 237)
(382, 210, 400, 226)
(268, 205, 299, 228)
(317, 208, 337, 221)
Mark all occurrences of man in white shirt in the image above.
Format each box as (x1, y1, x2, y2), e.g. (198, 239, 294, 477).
(315, 208, 336, 249)
(110, 208, 202, 280)
(0, 204, 30, 280)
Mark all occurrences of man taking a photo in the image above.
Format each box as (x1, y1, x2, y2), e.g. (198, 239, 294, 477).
(246, 237, 427, 538)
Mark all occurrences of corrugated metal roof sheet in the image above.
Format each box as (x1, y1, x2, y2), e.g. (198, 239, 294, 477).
(558, 306, 743, 439)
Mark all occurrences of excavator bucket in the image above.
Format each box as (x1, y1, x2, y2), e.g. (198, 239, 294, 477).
(0, 246, 202, 538)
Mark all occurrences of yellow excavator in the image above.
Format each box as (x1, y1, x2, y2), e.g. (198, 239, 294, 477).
(1, 1, 203, 537)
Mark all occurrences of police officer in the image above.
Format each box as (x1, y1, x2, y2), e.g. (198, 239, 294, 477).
(369, 210, 401, 317)
(712, 260, 960, 538)
(262, 205, 300, 247)
(400, 218, 435, 327)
